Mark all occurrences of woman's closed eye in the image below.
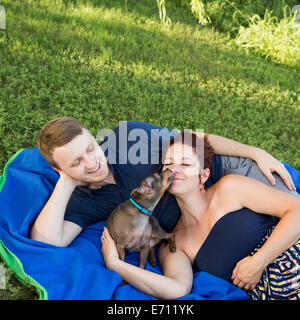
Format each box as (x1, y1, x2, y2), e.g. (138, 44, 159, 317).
(164, 162, 191, 167)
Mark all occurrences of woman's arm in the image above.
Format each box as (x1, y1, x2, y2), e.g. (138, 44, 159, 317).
(218, 174, 300, 289)
(101, 227, 193, 299)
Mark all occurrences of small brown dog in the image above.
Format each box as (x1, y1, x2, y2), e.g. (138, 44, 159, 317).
(106, 168, 176, 270)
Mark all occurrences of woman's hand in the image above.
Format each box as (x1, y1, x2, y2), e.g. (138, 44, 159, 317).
(101, 227, 120, 270)
(254, 149, 296, 191)
(231, 254, 265, 291)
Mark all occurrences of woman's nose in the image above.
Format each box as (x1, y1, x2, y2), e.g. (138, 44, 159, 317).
(169, 164, 182, 173)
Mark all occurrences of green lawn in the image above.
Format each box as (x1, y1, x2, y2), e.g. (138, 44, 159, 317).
(0, 0, 299, 299)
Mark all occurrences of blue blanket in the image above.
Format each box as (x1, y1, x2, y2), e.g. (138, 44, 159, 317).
(0, 149, 298, 300)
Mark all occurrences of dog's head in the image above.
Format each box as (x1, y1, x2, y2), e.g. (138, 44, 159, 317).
(131, 169, 174, 206)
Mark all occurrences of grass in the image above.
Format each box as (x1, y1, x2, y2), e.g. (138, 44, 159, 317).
(0, 0, 299, 299)
(0, 260, 39, 300)
(236, 9, 300, 66)
(169, 0, 300, 65)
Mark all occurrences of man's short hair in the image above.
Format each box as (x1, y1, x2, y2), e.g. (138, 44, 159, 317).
(38, 117, 88, 169)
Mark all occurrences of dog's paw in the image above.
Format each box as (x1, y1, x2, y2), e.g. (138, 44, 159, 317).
(149, 259, 156, 267)
(169, 242, 176, 253)
(148, 255, 156, 266)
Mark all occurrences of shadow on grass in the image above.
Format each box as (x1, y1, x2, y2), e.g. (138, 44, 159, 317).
(0, 2, 299, 148)
(2, 0, 298, 95)
(0, 0, 299, 160)
(0, 1, 298, 130)
(62, 0, 197, 26)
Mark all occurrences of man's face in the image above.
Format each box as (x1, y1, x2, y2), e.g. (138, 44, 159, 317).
(52, 129, 110, 184)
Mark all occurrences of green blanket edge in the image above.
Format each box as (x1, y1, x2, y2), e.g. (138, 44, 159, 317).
(0, 149, 48, 300)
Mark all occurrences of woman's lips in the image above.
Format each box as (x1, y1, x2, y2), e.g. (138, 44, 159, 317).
(171, 174, 184, 181)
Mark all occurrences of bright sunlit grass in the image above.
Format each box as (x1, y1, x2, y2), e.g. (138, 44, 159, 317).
(236, 9, 300, 66)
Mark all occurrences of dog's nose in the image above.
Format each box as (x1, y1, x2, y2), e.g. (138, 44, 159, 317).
(162, 168, 175, 182)
(162, 168, 173, 179)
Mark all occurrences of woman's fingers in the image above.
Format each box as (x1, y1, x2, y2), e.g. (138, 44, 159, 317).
(101, 227, 108, 243)
(102, 227, 114, 244)
(103, 226, 112, 239)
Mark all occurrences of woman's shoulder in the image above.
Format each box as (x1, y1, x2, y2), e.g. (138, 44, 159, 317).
(209, 174, 249, 211)
(206, 174, 236, 199)
(214, 174, 251, 193)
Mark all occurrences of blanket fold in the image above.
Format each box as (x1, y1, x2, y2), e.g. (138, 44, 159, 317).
(1, 149, 298, 300)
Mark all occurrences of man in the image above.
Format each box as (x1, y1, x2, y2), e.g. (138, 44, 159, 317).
(30, 117, 298, 247)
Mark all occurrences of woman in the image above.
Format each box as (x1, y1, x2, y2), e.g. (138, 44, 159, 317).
(101, 131, 300, 300)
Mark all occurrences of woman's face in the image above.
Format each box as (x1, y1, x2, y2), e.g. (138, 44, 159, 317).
(162, 143, 202, 196)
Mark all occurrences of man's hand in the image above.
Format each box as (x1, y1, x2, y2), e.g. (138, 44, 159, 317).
(30, 167, 84, 246)
(53, 167, 88, 187)
(204, 133, 296, 191)
(254, 149, 296, 191)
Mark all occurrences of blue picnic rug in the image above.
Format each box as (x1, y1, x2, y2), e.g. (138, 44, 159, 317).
(0, 148, 298, 300)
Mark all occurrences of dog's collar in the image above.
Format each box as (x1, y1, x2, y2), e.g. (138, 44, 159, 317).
(129, 197, 153, 216)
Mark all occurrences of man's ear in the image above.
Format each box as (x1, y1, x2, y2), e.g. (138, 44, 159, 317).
(200, 168, 210, 185)
(51, 166, 62, 175)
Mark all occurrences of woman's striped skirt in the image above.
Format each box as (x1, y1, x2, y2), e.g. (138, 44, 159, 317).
(249, 227, 300, 300)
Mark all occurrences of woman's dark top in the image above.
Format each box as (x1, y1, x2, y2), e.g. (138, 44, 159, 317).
(192, 208, 276, 283)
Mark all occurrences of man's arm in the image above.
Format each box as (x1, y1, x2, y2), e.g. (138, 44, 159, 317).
(202, 133, 296, 191)
(205, 133, 259, 159)
(29, 174, 82, 247)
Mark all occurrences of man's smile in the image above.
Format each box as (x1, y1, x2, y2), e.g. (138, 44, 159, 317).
(88, 161, 101, 175)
